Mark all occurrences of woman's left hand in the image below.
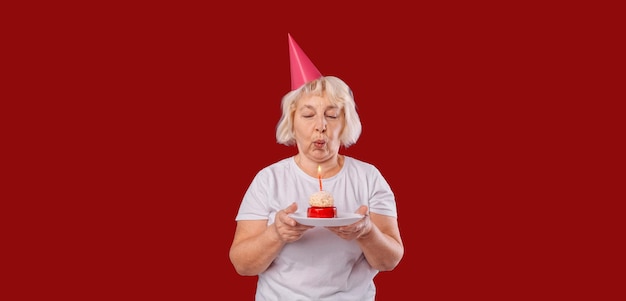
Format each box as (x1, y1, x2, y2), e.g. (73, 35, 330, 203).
(326, 205, 372, 240)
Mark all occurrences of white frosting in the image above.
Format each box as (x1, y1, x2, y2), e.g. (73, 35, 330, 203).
(309, 190, 334, 207)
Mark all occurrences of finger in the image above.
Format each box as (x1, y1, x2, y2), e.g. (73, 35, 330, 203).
(282, 211, 297, 227)
(275, 210, 293, 228)
(296, 224, 314, 230)
(355, 205, 368, 216)
(284, 202, 298, 214)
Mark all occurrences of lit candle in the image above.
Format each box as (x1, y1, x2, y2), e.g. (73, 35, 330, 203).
(317, 165, 322, 191)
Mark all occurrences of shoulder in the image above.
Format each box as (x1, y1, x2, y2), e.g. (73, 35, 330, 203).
(255, 157, 296, 178)
(343, 156, 377, 171)
(342, 156, 384, 179)
(263, 157, 294, 171)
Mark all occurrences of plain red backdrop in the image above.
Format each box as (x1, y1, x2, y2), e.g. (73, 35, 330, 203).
(3, 1, 623, 300)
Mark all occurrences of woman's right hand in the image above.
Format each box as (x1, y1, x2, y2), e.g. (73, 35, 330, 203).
(273, 202, 313, 243)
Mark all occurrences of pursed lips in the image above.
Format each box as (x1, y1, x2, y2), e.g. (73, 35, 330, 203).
(313, 139, 326, 148)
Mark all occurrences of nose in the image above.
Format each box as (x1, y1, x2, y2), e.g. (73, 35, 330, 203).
(316, 117, 327, 133)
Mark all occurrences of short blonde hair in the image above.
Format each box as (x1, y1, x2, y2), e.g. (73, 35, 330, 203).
(276, 76, 362, 147)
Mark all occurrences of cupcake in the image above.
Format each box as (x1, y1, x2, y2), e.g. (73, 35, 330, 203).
(307, 190, 337, 218)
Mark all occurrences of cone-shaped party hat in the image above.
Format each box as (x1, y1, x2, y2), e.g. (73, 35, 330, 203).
(288, 33, 322, 90)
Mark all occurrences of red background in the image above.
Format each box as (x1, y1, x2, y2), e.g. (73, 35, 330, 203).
(3, 1, 623, 300)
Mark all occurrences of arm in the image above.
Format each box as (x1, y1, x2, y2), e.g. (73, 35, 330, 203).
(356, 211, 404, 271)
(229, 203, 313, 276)
(327, 206, 404, 271)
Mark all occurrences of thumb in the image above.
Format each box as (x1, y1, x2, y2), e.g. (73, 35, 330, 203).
(356, 205, 369, 216)
(284, 202, 298, 214)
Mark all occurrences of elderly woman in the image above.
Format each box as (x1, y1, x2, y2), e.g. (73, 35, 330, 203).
(229, 34, 404, 301)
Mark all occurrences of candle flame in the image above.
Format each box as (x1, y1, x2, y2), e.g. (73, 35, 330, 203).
(317, 165, 322, 191)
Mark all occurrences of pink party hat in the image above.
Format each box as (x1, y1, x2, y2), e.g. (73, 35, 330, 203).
(288, 33, 322, 90)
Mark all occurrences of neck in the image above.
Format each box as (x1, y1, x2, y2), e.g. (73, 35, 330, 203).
(295, 154, 343, 178)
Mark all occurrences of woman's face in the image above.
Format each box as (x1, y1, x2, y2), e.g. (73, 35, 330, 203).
(293, 94, 343, 161)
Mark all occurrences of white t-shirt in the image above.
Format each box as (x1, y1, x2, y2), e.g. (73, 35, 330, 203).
(235, 156, 397, 301)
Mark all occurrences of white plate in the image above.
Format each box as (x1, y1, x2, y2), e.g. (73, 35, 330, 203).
(289, 213, 364, 227)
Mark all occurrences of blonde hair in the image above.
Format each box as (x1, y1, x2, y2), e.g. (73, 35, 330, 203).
(276, 76, 362, 147)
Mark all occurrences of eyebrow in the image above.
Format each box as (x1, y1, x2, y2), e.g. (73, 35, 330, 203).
(300, 104, 339, 110)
